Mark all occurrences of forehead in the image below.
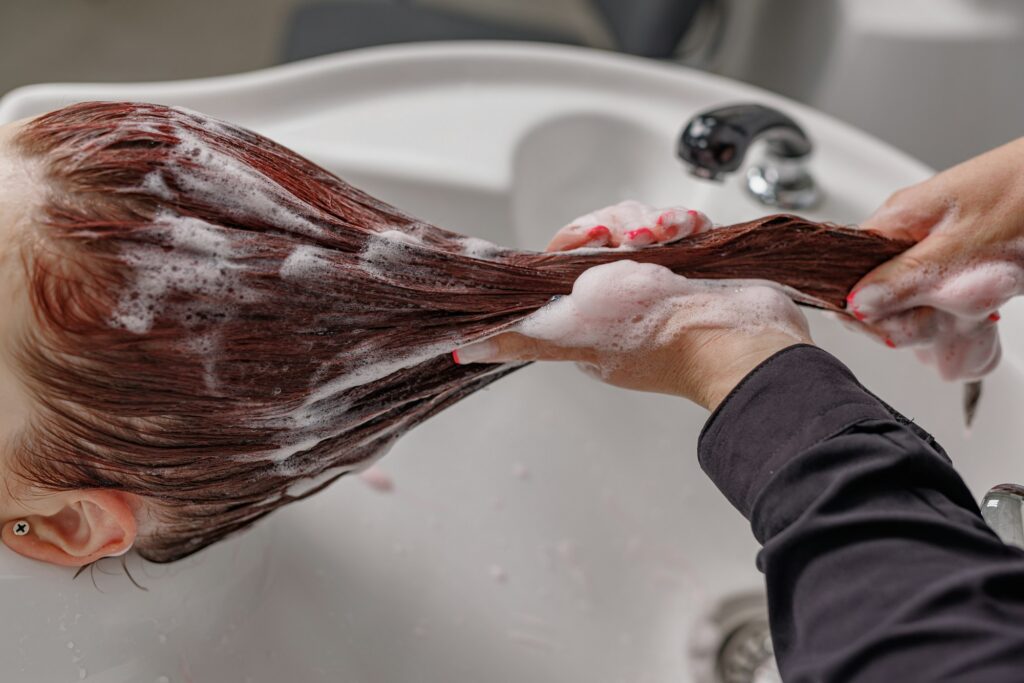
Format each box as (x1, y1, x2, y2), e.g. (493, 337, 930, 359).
(0, 121, 33, 306)
(0, 118, 43, 243)
(0, 119, 39, 442)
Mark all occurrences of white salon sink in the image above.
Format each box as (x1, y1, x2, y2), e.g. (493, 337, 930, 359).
(3, 42, 1024, 683)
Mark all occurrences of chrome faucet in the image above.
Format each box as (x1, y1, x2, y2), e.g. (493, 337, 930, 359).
(982, 484, 1024, 549)
(677, 103, 821, 210)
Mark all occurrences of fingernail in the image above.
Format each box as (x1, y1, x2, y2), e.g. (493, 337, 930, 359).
(884, 337, 896, 348)
(686, 209, 698, 216)
(846, 289, 865, 320)
(624, 228, 655, 244)
(989, 312, 1001, 322)
(452, 339, 498, 364)
(587, 225, 610, 239)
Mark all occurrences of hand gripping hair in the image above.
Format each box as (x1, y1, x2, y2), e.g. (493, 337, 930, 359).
(8, 102, 909, 563)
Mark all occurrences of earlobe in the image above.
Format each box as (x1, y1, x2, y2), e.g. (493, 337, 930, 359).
(1, 489, 138, 567)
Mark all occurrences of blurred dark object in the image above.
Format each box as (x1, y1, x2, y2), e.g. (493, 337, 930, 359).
(282, 2, 582, 61)
(964, 380, 982, 429)
(592, 0, 704, 58)
(282, 0, 707, 63)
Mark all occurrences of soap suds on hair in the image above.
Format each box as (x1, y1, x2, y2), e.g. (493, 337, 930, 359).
(166, 109, 327, 240)
(459, 236, 501, 259)
(279, 244, 332, 280)
(359, 231, 420, 280)
(110, 213, 259, 335)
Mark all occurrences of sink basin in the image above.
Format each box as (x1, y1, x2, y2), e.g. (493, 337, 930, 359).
(3, 42, 1023, 683)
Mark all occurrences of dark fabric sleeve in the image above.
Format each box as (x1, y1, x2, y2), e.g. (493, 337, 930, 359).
(698, 344, 1024, 683)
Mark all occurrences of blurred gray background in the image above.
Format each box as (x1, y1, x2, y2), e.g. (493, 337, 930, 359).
(0, 0, 611, 90)
(3, 0, 1022, 170)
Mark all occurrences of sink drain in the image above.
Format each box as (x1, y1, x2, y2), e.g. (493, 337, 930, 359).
(717, 618, 779, 683)
(688, 591, 781, 683)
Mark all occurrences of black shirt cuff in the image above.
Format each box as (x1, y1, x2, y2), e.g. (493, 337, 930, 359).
(697, 344, 929, 520)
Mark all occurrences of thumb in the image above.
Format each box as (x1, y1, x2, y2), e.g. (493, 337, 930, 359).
(859, 187, 949, 242)
(453, 331, 589, 365)
(848, 232, 956, 323)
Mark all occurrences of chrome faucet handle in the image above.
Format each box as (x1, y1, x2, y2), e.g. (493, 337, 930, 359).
(981, 484, 1024, 548)
(677, 103, 822, 210)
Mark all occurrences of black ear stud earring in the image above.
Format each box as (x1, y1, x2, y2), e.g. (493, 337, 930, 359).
(12, 520, 30, 536)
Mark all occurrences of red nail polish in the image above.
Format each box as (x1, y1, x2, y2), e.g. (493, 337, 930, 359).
(853, 310, 866, 321)
(656, 212, 672, 226)
(452, 350, 461, 365)
(989, 312, 1001, 322)
(587, 225, 610, 239)
(625, 228, 654, 241)
(846, 289, 859, 304)
(884, 338, 895, 348)
(686, 209, 698, 216)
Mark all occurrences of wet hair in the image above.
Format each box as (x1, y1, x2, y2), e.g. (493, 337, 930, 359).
(8, 101, 910, 564)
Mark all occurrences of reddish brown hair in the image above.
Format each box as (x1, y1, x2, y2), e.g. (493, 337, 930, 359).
(9, 102, 909, 564)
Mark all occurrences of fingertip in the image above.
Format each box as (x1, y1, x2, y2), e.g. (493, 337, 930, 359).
(547, 225, 611, 252)
(452, 339, 499, 364)
(623, 227, 656, 246)
(843, 282, 894, 323)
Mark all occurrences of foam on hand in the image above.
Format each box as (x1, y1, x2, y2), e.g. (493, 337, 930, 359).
(555, 200, 712, 250)
(850, 245, 1024, 380)
(517, 259, 809, 376)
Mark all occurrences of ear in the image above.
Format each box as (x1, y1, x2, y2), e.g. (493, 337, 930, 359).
(2, 489, 138, 567)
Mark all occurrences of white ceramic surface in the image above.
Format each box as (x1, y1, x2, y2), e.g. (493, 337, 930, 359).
(2, 42, 1022, 683)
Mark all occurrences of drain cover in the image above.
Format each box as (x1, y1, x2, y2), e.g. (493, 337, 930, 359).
(688, 591, 781, 683)
(718, 618, 779, 683)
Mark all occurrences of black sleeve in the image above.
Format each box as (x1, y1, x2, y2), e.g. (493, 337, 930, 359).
(698, 344, 1024, 683)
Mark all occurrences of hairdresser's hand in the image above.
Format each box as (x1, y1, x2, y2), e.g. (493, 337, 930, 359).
(545, 200, 712, 251)
(845, 137, 1024, 381)
(454, 262, 810, 410)
(454, 201, 811, 410)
